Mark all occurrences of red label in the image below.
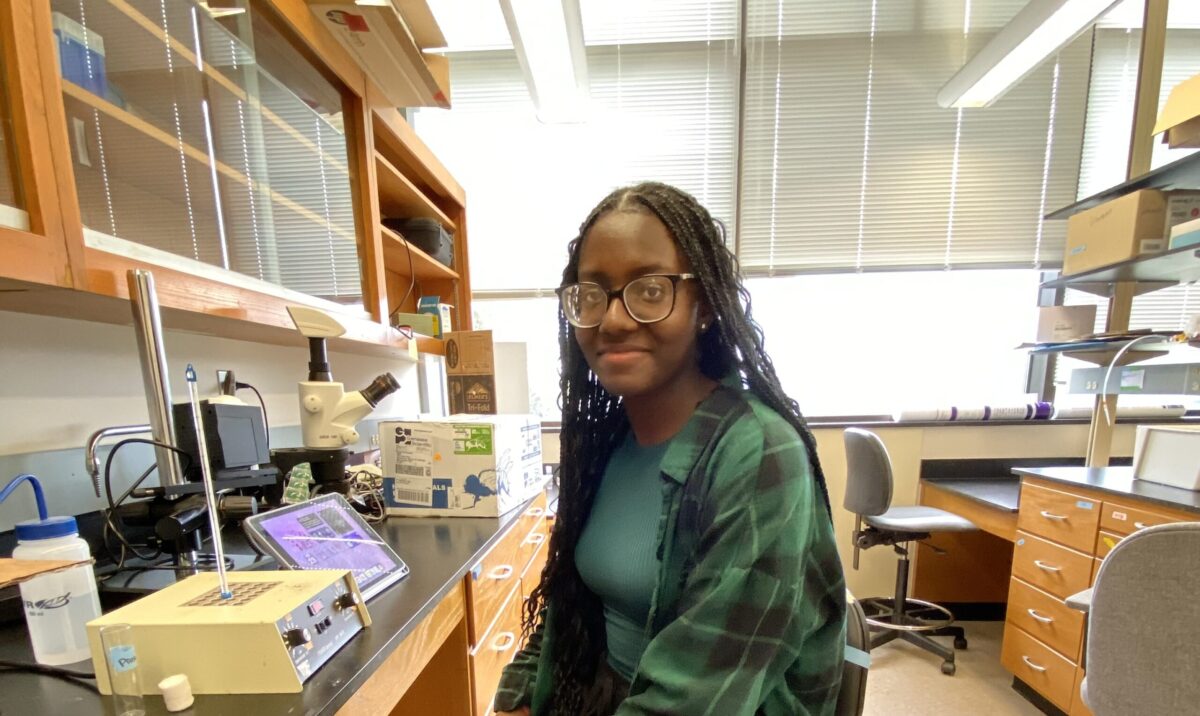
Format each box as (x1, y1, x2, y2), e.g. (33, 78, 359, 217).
(325, 10, 369, 32)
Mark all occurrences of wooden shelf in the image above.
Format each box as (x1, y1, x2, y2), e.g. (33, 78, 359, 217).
(1048, 150, 1200, 220)
(1041, 244, 1200, 296)
(62, 80, 355, 243)
(416, 337, 445, 355)
(380, 225, 458, 282)
(375, 151, 457, 231)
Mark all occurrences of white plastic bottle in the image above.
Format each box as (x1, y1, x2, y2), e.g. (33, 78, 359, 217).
(12, 516, 103, 665)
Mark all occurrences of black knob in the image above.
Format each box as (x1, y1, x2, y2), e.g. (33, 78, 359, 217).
(334, 592, 360, 612)
(283, 627, 311, 648)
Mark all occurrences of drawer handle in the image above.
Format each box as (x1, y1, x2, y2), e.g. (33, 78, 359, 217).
(489, 565, 514, 580)
(524, 533, 546, 546)
(1021, 655, 1048, 673)
(1039, 510, 1068, 521)
(491, 632, 516, 652)
(1134, 521, 1151, 530)
(1033, 560, 1062, 573)
(527, 507, 545, 518)
(1026, 608, 1055, 624)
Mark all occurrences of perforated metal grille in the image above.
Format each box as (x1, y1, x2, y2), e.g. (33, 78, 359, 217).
(183, 581, 281, 607)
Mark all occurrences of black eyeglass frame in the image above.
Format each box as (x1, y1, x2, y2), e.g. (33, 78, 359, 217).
(555, 273, 698, 328)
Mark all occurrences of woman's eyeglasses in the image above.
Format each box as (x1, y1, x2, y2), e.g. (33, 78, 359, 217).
(556, 274, 696, 328)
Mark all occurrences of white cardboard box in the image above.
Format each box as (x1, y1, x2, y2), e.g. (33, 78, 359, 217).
(1036, 305, 1097, 343)
(1133, 424, 1200, 491)
(380, 415, 545, 517)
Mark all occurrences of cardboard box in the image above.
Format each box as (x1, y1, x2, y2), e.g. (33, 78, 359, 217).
(52, 12, 107, 99)
(1036, 305, 1097, 343)
(1153, 73, 1200, 149)
(1133, 425, 1200, 491)
(1064, 189, 1167, 276)
(417, 296, 453, 338)
(1170, 215, 1200, 250)
(445, 330, 497, 414)
(379, 415, 546, 517)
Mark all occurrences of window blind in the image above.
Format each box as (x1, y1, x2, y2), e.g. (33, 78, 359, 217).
(739, 0, 1091, 275)
(414, 3, 738, 292)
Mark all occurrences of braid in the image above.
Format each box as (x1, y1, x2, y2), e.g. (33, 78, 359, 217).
(522, 182, 831, 714)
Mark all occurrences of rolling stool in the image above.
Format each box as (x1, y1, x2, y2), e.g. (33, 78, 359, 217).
(842, 428, 977, 675)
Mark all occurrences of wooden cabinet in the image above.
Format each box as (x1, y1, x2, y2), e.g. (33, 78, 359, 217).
(0, 0, 467, 358)
(1004, 477, 1195, 713)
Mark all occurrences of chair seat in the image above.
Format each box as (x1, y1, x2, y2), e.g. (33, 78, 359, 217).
(865, 506, 976, 533)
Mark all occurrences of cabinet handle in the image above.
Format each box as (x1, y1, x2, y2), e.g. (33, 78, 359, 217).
(1039, 510, 1068, 521)
(1134, 521, 1150, 530)
(527, 507, 545, 518)
(1033, 560, 1062, 573)
(491, 632, 516, 652)
(524, 532, 546, 546)
(489, 565, 514, 580)
(1026, 608, 1054, 624)
(1021, 655, 1048, 673)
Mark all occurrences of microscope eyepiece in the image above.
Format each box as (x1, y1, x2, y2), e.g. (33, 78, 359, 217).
(361, 373, 400, 407)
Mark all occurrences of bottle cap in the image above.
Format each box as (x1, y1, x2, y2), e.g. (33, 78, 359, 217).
(159, 673, 195, 712)
(14, 516, 78, 541)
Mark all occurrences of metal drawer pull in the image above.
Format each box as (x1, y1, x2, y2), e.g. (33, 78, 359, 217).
(1134, 521, 1151, 530)
(1040, 510, 1068, 521)
(1027, 609, 1055, 624)
(491, 632, 516, 651)
(489, 565, 514, 580)
(527, 507, 545, 518)
(1022, 656, 1048, 672)
(1033, 560, 1062, 573)
(524, 533, 546, 546)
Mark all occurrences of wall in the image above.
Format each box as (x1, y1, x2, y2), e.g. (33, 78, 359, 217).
(541, 421, 1138, 597)
(0, 309, 421, 532)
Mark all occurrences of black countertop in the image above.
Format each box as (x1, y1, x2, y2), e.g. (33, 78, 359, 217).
(0, 499, 539, 716)
(1014, 466, 1200, 515)
(923, 478, 1021, 513)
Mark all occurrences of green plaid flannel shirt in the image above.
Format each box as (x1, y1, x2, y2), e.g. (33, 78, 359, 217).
(494, 384, 847, 715)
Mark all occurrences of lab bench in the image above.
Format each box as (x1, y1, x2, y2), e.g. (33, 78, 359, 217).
(0, 492, 551, 716)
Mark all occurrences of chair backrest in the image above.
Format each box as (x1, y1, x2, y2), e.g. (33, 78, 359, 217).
(836, 595, 870, 716)
(1085, 522, 1200, 715)
(842, 428, 893, 517)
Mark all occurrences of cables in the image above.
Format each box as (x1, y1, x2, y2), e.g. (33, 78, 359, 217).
(388, 235, 419, 323)
(102, 439, 193, 565)
(235, 381, 270, 451)
(0, 660, 97, 693)
(346, 465, 387, 523)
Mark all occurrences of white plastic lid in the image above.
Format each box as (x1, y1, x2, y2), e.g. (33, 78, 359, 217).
(159, 673, 194, 712)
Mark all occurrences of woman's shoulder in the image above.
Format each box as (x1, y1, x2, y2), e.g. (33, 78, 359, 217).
(705, 387, 811, 472)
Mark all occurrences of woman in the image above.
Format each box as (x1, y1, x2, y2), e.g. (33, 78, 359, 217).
(495, 182, 846, 716)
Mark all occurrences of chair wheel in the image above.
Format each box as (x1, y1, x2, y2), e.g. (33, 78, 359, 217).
(941, 661, 956, 676)
(954, 637, 968, 650)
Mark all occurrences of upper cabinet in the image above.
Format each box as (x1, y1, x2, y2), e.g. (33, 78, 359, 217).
(0, 0, 466, 357)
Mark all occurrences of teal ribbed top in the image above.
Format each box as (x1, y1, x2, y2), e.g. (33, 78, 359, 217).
(575, 433, 671, 681)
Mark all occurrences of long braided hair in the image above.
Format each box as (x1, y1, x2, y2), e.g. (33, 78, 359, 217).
(524, 181, 830, 714)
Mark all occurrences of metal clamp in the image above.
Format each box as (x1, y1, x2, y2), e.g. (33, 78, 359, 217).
(1022, 655, 1047, 672)
(1033, 560, 1062, 573)
(491, 632, 516, 651)
(489, 565, 514, 580)
(1027, 608, 1054, 624)
(1040, 510, 1068, 521)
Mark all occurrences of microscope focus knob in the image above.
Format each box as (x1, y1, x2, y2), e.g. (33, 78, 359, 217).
(303, 395, 322, 413)
(341, 428, 359, 445)
(282, 627, 312, 649)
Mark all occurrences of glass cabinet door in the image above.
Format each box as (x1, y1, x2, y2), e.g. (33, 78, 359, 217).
(0, 44, 25, 230)
(48, 0, 361, 304)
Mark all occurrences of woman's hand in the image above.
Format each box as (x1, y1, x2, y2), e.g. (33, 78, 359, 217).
(496, 709, 530, 716)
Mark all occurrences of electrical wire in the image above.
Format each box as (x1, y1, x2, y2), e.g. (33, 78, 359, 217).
(0, 660, 98, 693)
(1099, 333, 1183, 426)
(236, 381, 270, 451)
(100, 462, 159, 569)
(388, 236, 418, 322)
(346, 465, 387, 523)
(102, 439, 193, 564)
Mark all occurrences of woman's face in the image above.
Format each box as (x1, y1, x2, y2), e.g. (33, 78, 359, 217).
(573, 209, 709, 401)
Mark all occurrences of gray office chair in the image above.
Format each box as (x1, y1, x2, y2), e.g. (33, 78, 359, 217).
(1067, 522, 1200, 715)
(842, 428, 977, 675)
(836, 593, 870, 716)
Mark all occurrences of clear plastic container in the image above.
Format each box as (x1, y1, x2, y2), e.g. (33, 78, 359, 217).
(12, 516, 103, 665)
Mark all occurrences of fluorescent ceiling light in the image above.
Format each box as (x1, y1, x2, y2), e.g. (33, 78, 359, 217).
(939, 0, 1122, 108)
(499, 0, 590, 123)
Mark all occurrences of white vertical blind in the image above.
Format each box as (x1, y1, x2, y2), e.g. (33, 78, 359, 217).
(739, 0, 1091, 274)
(414, 3, 739, 292)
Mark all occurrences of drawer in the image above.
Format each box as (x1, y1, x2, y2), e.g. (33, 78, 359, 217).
(1012, 531, 1093, 600)
(467, 521, 531, 644)
(518, 492, 549, 538)
(514, 516, 549, 581)
(1099, 501, 1179, 536)
(520, 536, 549, 603)
(1091, 557, 1102, 587)
(1006, 577, 1084, 662)
(1017, 483, 1101, 553)
(471, 585, 524, 716)
(1070, 667, 1093, 716)
(1002, 624, 1077, 712)
(1094, 530, 1123, 559)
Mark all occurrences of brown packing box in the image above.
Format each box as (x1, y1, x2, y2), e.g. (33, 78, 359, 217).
(445, 330, 497, 414)
(1064, 189, 1166, 276)
(1153, 73, 1200, 149)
